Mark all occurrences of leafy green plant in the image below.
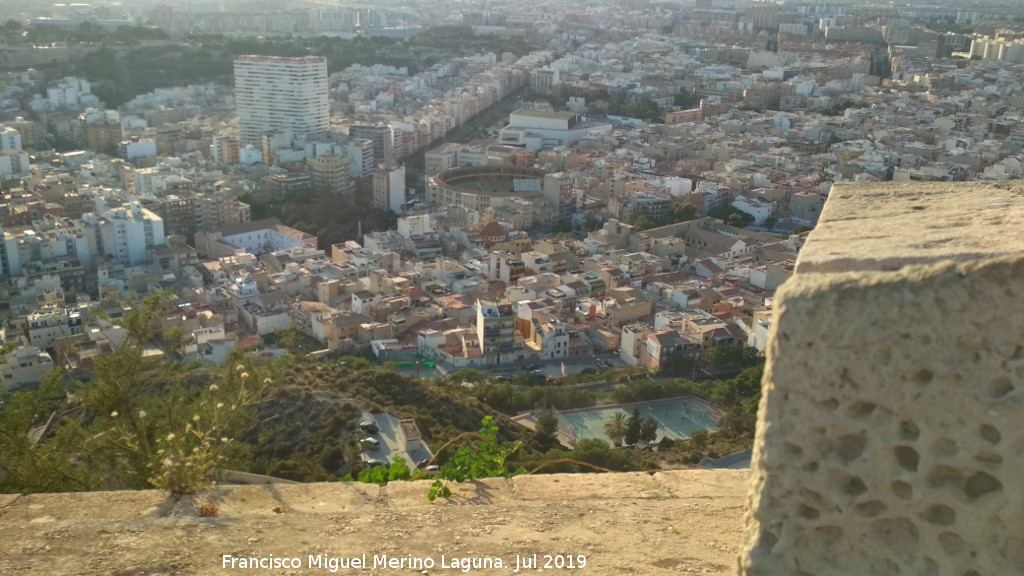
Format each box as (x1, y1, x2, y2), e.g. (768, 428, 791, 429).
(0, 295, 273, 496)
(357, 456, 412, 486)
(109, 363, 271, 497)
(344, 417, 525, 500)
(427, 416, 525, 501)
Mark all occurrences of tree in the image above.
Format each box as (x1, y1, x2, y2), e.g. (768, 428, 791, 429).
(706, 346, 740, 367)
(689, 429, 709, 450)
(624, 409, 642, 446)
(0, 372, 98, 494)
(711, 379, 739, 406)
(669, 202, 698, 223)
(639, 417, 658, 444)
(552, 218, 574, 234)
(571, 438, 616, 469)
(739, 347, 763, 368)
(630, 207, 660, 231)
(706, 346, 761, 369)
(0, 294, 269, 495)
(660, 350, 697, 376)
(634, 212, 655, 231)
(719, 405, 757, 438)
(338, 355, 372, 371)
(404, 168, 423, 195)
(532, 412, 559, 452)
(535, 412, 558, 437)
(604, 412, 627, 447)
(674, 88, 700, 109)
(709, 205, 734, 221)
(727, 213, 745, 227)
(76, 21, 95, 36)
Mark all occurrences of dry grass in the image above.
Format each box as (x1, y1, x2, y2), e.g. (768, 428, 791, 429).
(199, 499, 219, 517)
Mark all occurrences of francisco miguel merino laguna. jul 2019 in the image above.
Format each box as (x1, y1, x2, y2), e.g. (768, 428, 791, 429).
(222, 552, 589, 573)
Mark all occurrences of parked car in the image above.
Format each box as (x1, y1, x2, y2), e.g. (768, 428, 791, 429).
(361, 437, 380, 450)
(359, 420, 379, 434)
(366, 459, 386, 468)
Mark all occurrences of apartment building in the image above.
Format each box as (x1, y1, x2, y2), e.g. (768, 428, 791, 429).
(234, 55, 329, 146)
(349, 123, 394, 168)
(347, 138, 374, 182)
(373, 165, 406, 213)
(308, 154, 352, 196)
(475, 299, 519, 363)
(0, 125, 23, 150)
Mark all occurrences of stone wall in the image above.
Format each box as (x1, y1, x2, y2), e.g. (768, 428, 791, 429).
(740, 181, 1024, 575)
(0, 470, 747, 575)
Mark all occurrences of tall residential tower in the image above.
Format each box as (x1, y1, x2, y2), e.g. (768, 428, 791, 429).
(233, 55, 329, 146)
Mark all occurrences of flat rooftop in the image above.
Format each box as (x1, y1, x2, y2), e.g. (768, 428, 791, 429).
(511, 108, 578, 121)
(234, 55, 326, 64)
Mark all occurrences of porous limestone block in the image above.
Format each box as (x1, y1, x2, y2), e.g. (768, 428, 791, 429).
(740, 258, 1024, 575)
(796, 181, 1024, 274)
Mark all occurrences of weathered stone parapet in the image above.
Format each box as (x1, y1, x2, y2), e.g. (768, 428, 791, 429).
(740, 181, 1024, 575)
(794, 181, 1024, 274)
(0, 470, 747, 576)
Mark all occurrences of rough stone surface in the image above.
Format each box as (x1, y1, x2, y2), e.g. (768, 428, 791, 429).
(740, 256, 1024, 576)
(795, 180, 1024, 274)
(0, 470, 746, 575)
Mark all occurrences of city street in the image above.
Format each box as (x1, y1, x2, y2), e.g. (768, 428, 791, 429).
(480, 351, 626, 378)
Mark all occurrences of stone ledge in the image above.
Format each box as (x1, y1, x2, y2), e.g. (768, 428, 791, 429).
(742, 180, 1024, 576)
(0, 470, 747, 575)
(795, 180, 1024, 274)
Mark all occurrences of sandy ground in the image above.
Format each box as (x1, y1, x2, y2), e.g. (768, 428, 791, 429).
(0, 470, 748, 575)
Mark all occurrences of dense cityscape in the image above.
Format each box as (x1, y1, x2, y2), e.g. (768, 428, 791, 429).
(0, 0, 1021, 513)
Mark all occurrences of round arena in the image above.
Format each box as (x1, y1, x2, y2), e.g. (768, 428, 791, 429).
(426, 165, 549, 213)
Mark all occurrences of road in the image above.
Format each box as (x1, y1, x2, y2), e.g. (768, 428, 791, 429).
(478, 352, 625, 378)
(359, 412, 433, 468)
(442, 352, 747, 386)
(402, 87, 525, 174)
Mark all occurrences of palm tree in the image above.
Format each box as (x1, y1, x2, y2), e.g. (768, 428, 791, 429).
(604, 412, 628, 447)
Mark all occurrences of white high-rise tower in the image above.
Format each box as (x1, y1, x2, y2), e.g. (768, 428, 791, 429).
(233, 55, 329, 146)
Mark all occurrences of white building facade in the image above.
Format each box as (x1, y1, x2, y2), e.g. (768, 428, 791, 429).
(0, 125, 22, 150)
(234, 55, 329, 146)
(80, 201, 166, 267)
(499, 109, 612, 151)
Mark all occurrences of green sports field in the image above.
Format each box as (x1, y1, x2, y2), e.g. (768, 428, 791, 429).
(556, 397, 718, 446)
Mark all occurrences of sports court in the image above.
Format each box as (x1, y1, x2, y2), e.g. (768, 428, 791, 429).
(555, 396, 719, 446)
